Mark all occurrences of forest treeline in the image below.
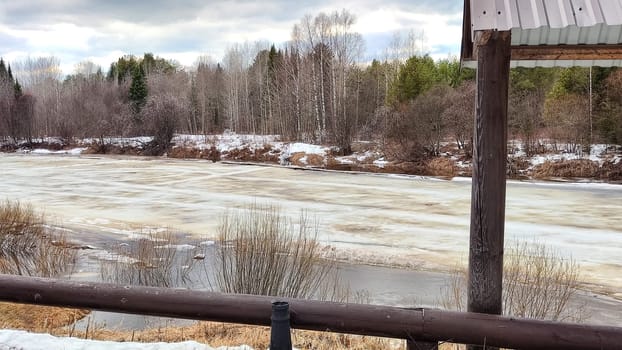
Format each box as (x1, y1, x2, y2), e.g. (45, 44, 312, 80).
(1, 10, 622, 158)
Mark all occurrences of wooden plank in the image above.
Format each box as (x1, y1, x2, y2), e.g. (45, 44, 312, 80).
(511, 44, 622, 60)
(467, 29, 511, 350)
(460, 0, 473, 61)
(0, 275, 621, 349)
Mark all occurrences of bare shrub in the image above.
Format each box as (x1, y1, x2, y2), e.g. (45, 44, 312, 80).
(100, 229, 196, 287)
(502, 241, 583, 321)
(440, 240, 584, 322)
(0, 200, 77, 277)
(443, 81, 475, 153)
(544, 93, 590, 152)
(599, 159, 622, 181)
(507, 156, 530, 179)
(213, 205, 338, 299)
(381, 106, 428, 162)
(140, 94, 189, 156)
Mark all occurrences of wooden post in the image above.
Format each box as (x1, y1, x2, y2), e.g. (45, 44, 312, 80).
(467, 30, 511, 350)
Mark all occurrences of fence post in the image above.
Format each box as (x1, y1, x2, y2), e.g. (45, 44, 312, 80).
(407, 339, 438, 350)
(270, 301, 292, 350)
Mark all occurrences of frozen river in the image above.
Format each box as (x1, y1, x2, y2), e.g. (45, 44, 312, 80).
(1, 153, 621, 299)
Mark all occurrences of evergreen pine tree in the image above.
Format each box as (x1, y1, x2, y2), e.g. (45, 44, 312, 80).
(129, 66, 148, 114)
(268, 45, 278, 73)
(7, 65, 13, 82)
(14, 79, 22, 98)
(0, 59, 7, 80)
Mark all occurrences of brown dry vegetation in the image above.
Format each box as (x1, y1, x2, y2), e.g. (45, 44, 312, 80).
(0, 303, 88, 329)
(425, 158, 456, 178)
(599, 160, 622, 181)
(82, 144, 142, 156)
(224, 144, 280, 163)
(440, 241, 584, 323)
(0, 303, 406, 349)
(0, 201, 77, 277)
(60, 322, 402, 349)
(168, 145, 280, 163)
(507, 157, 530, 179)
(167, 146, 221, 161)
(533, 159, 600, 179)
(289, 152, 325, 167)
(214, 206, 341, 300)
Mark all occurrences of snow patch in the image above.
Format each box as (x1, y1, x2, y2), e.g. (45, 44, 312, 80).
(173, 132, 280, 154)
(29, 148, 87, 155)
(373, 158, 389, 168)
(0, 329, 252, 350)
(288, 142, 327, 155)
(92, 251, 139, 264)
(155, 244, 196, 250)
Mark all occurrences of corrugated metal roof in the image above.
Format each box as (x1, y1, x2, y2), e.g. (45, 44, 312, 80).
(463, 0, 622, 67)
(462, 58, 622, 68)
(471, 0, 622, 33)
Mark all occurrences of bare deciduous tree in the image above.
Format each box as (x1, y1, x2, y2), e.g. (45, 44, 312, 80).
(544, 93, 591, 153)
(443, 81, 475, 152)
(141, 93, 189, 155)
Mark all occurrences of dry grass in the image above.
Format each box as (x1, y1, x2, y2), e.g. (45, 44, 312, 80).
(34, 320, 400, 349)
(381, 161, 428, 175)
(425, 158, 456, 178)
(289, 152, 325, 167)
(0, 302, 411, 349)
(0, 303, 88, 330)
(533, 159, 600, 179)
(0, 304, 402, 349)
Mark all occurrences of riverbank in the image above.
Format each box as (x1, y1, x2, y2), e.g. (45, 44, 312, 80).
(2, 133, 622, 182)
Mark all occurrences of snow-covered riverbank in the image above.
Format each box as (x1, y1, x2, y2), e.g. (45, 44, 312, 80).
(3, 132, 622, 181)
(0, 330, 251, 350)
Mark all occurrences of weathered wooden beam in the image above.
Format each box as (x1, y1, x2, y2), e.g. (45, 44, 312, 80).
(468, 29, 511, 350)
(511, 44, 622, 61)
(460, 0, 473, 62)
(1, 275, 622, 349)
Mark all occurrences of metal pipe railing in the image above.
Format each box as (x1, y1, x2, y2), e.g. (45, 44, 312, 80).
(0, 274, 621, 349)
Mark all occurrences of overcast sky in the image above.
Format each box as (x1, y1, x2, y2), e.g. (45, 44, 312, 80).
(0, 0, 464, 75)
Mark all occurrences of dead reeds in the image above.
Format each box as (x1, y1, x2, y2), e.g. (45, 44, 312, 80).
(0, 200, 77, 277)
(100, 229, 196, 287)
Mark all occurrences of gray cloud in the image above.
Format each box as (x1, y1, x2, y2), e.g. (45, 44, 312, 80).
(0, 0, 463, 73)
